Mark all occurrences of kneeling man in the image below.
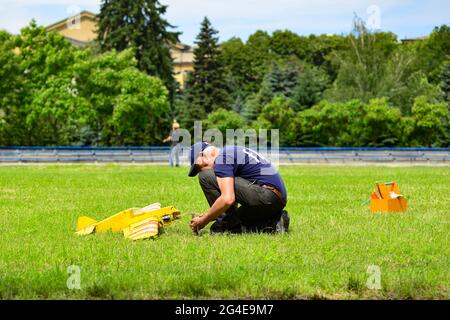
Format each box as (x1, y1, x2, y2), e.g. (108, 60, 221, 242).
(188, 142, 289, 234)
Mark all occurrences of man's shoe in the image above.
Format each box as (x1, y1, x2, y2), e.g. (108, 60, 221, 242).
(276, 210, 290, 233)
(210, 212, 244, 234)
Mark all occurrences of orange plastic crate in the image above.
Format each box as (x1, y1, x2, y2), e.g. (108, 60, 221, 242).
(370, 181, 407, 213)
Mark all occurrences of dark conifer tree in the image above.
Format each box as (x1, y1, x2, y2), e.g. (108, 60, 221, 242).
(186, 17, 230, 119)
(441, 61, 450, 105)
(97, 0, 180, 102)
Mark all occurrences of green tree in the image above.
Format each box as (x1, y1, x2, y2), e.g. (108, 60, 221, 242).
(253, 96, 297, 146)
(222, 31, 345, 101)
(71, 48, 170, 146)
(295, 99, 405, 147)
(0, 30, 23, 145)
(27, 73, 93, 145)
(295, 100, 364, 146)
(325, 17, 399, 104)
(241, 59, 299, 122)
(416, 25, 450, 83)
(324, 16, 441, 114)
(441, 61, 450, 104)
(241, 93, 261, 123)
(379, 46, 441, 114)
(220, 37, 254, 100)
(18, 41, 170, 146)
(264, 60, 299, 98)
(358, 98, 402, 146)
(231, 95, 245, 114)
(269, 30, 308, 59)
(108, 67, 170, 145)
(204, 108, 245, 136)
(306, 34, 347, 80)
(186, 17, 230, 116)
(172, 92, 194, 133)
(403, 96, 449, 147)
(292, 64, 330, 111)
(10, 21, 79, 145)
(244, 31, 275, 91)
(221, 31, 289, 100)
(97, 0, 180, 102)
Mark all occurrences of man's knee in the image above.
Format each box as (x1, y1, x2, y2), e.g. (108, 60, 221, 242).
(198, 169, 218, 188)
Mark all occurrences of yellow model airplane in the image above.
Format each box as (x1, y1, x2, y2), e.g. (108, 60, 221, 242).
(76, 203, 181, 240)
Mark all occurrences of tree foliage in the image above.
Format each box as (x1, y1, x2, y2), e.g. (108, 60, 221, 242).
(0, 22, 169, 146)
(0, 30, 23, 145)
(253, 96, 297, 146)
(204, 108, 245, 136)
(1, 13, 449, 147)
(186, 17, 230, 118)
(97, 0, 180, 102)
(416, 25, 450, 83)
(403, 96, 449, 147)
(441, 61, 450, 104)
(324, 17, 442, 114)
(287, 98, 448, 147)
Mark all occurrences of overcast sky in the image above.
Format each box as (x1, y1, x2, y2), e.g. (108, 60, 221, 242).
(0, 0, 449, 44)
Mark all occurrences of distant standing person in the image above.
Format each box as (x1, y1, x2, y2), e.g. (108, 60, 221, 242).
(163, 119, 181, 167)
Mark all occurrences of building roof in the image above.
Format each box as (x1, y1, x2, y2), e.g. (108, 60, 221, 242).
(46, 10, 98, 32)
(45, 10, 192, 50)
(400, 35, 428, 43)
(44, 9, 193, 70)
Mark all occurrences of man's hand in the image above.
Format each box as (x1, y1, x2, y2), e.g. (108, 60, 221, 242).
(190, 177, 235, 235)
(190, 214, 207, 233)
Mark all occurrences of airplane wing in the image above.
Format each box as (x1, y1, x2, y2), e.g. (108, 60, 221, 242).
(123, 217, 160, 240)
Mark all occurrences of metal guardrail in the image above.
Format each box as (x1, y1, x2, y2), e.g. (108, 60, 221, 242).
(0, 146, 449, 164)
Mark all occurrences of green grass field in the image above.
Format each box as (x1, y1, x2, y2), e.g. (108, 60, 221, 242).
(0, 165, 448, 299)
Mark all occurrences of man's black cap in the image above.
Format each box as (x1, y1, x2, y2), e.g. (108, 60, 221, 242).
(188, 142, 210, 177)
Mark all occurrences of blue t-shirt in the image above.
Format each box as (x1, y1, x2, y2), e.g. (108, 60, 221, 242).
(213, 146, 287, 200)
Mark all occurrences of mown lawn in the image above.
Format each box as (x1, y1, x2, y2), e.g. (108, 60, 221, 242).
(0, 165, 448, 299)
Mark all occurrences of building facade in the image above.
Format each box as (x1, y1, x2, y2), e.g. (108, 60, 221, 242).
(46, 11, 193, 87)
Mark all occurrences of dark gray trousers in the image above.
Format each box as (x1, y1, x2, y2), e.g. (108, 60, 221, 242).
(198, 169, 285, 233)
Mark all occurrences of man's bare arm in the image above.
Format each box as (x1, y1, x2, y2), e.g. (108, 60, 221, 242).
(190, 177, 235, 231)
(203, 177, 235, 222)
